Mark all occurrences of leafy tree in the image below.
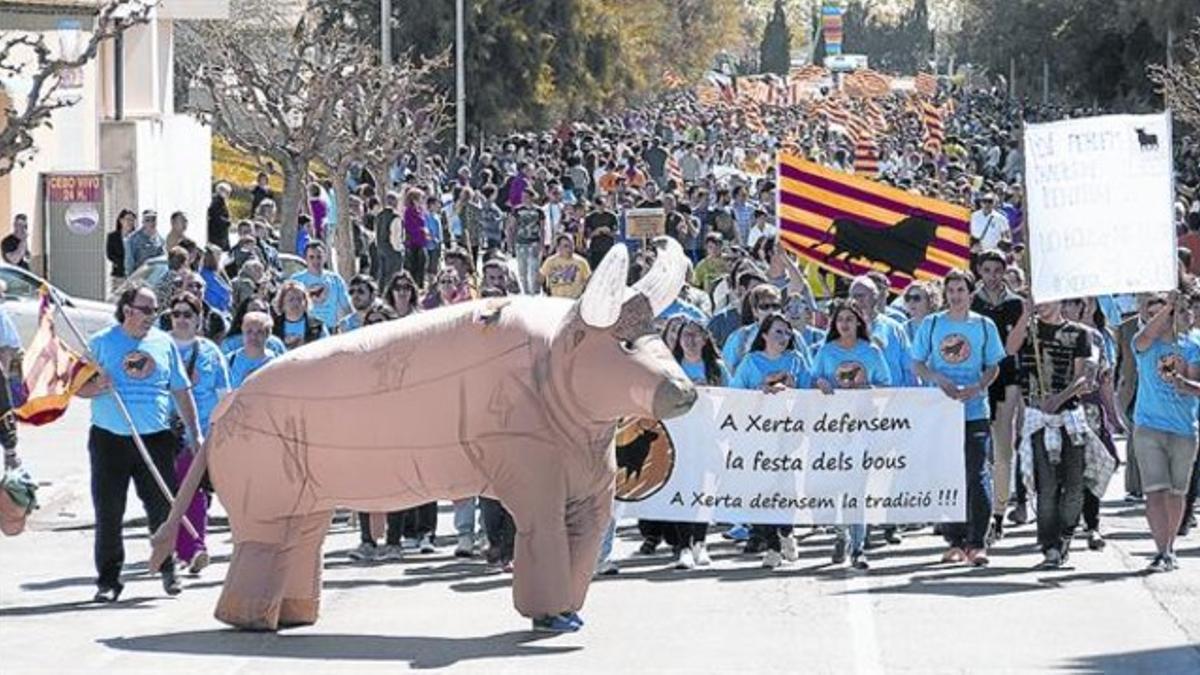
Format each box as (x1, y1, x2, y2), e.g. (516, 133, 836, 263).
(1151, 19, 1200, 130)
(760, 0, 792, 74)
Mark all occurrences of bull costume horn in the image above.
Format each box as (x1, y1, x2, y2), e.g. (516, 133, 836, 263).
(579, 244, 630, 328)
(630, 237, 689, 316)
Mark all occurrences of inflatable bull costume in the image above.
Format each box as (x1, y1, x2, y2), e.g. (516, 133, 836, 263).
(152, 241, 697, 632)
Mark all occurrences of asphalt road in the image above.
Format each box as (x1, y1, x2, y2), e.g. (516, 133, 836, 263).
(1, 404, 1198, 673)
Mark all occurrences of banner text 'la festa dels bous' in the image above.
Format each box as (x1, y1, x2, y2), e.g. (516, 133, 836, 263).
(616, 387, 966, 525)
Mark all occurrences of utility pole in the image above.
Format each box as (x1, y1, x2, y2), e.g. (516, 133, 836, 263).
(1042, 57, 1048, 106)
(455, 0, 466, 148)
(381, 0, 392, 67)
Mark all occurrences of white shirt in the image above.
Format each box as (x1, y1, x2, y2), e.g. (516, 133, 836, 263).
(970, 208, 1010, 250)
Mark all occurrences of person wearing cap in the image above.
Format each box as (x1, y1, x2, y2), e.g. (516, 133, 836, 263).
(124, 209, 165, 277)
(968, 192, 1009, 253)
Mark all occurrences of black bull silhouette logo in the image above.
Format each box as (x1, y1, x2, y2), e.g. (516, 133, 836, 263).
(824, 216, 940, 278)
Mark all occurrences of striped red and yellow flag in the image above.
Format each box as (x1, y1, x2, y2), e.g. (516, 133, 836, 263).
(776, 152, 970, 293)
(662, 70, 686, 89)
(915, 72, 938, 98)
(15, 287, 98, 426)
(922, 100, 945, 153)
(853, 141, 880, 177)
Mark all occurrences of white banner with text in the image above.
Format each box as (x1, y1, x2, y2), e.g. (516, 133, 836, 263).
(1025, 111, 1176, 303)
(616, 387, 966, 525)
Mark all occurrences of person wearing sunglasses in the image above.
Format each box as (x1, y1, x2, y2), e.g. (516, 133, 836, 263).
(74, 283, 203, 603)
(166, 291, 231, 578)
(721, 284, 789, 373)
(384, 270, 421, 319)
(729, 312, 813, 569)
(338, 274, 381, 334)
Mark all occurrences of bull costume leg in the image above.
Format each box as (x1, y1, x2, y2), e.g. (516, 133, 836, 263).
(214, 509, 332, 630)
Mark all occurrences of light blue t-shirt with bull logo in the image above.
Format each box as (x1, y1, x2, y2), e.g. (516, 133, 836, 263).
(1133, 332, 1200, 437)
(88, 325, 189, 435)
(910, 311, 1005, 422)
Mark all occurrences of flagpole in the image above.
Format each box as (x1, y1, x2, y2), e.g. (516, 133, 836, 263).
(46, 290, 198, 539)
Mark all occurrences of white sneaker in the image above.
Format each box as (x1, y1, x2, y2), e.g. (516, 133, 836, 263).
(188, 550, 210, 575)
(348, 542, 377, 562)
(693, 543, 712, 567)
(401, 537, 418, 550)
(675, 547, 696, 570)
(377, 544, 404, 561)
(780, 535, 799, 562)
(454, 533, 475, 558)
(596, 560, 619, 576)
(762, 550, 783, 569)
(418, 533, 436, 554)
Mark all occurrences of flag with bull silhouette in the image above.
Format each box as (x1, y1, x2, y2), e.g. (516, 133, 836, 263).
(776, 152, 971, 294)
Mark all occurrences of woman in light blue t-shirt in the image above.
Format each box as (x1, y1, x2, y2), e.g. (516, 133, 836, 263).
(667, 319, 730, 571)
(812, 300, 892, 571)
(730, 313, 812, 570)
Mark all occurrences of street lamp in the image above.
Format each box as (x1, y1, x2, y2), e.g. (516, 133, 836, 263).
(455, 0, 465, 148)
(381, 0, 391, 67)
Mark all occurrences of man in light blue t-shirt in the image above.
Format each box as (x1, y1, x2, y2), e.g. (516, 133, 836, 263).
(75, 284, 202, 602)
(912, 269, 1004, 567)
(1131, 291, 1200, 573)
(290, 240, 351, 331)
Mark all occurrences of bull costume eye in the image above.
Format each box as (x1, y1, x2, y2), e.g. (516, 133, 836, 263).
(620, 339, 637, 354)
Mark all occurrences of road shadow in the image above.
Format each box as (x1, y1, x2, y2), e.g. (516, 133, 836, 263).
(99, 629, 579, 668)
(0, 596, 158, 618)
(1059, 645, 1200, 673)
(839, 578, 1045, 598)
(20, 554, 231, 592)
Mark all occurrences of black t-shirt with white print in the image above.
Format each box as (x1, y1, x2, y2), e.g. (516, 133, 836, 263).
(1017, 318, 1091, 412)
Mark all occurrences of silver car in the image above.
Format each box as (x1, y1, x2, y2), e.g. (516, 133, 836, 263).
(107, 253, 308, 304)
(0, 264, 116, 351)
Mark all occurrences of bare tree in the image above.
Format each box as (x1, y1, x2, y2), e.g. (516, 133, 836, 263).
(180, 0, 447, 266)
(179, 1, 369, 253)
(1150, 18, 1200, 130)
(322, 53, 449, 274)
(0, 0, 156, 177)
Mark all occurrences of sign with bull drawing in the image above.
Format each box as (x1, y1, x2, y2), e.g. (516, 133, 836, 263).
(1024, 111, 1176, 303)
(618, 386, 967, 525)
(776, 152, 971, 294)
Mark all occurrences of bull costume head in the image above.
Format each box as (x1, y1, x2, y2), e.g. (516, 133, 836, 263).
(554, 239, 697, 422)
(149, 238, 699, 634)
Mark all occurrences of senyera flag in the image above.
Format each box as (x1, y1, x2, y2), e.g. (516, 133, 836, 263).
(14, 286, 97, 426)
(777, 151, 970, 294)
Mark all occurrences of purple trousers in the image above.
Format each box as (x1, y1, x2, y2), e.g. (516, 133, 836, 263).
(173, 450, 208, 563)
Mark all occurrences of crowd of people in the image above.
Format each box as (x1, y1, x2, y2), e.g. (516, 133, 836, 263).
(3, 73, 1199, 604)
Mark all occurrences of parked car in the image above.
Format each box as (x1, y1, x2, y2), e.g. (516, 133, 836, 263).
(107, 253, 307, 304)
(0, 264, 116, 351)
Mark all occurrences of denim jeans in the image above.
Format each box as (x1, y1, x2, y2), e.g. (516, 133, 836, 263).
(1032, 427, 1085, 553)
(836, 524, 866, 556)
(596, 516, 616, 569)
(942, 420, 995, 549)
(515, 242, 541, 294)
(453, 497, 477, 537)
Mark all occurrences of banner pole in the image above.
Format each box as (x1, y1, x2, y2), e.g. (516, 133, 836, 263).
(48, 289, 198, 539)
